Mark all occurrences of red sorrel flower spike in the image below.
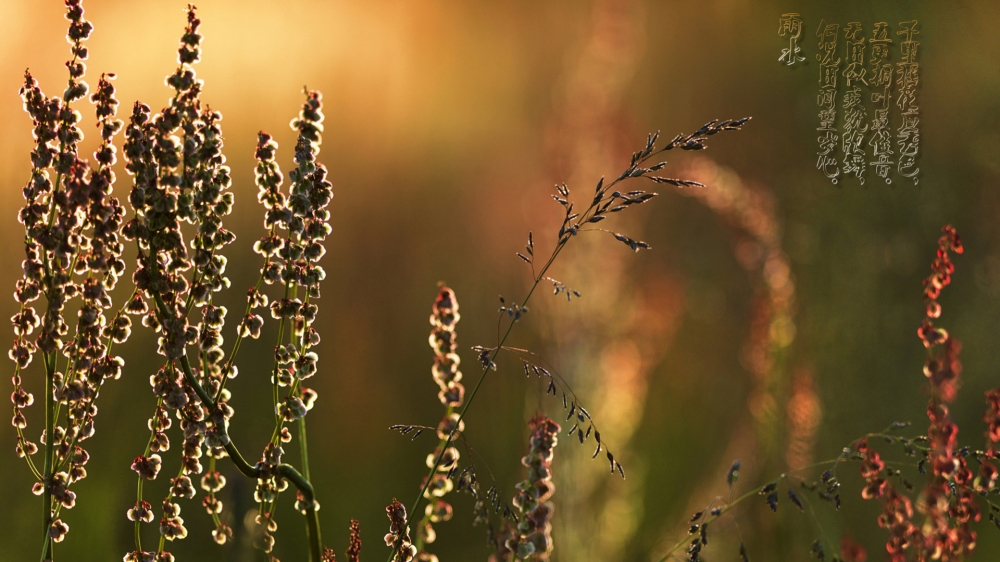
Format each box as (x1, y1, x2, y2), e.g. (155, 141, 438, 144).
(915, 226, 978, 560)
(384, 499, 416, 562)
(985, 388, 1000, 451)
(507, 414, 561, 560)
(980, 388, 1000, 493)
(347, 519, 362, 562)
(856, 439, 887, 500)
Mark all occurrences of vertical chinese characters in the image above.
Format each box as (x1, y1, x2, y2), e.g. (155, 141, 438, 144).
(779, 13, 806, 66)
(896, 20, 920, 183)
(868, 22, 894, 184)
(816, 20, 841, 184)
(841, 22, 868, 184)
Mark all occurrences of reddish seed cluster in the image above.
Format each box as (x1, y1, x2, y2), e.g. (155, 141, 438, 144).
(319, 519, 361, 562)
(414, 287, 464, 561)
(980, 389, 1000, 495)
(985, 389, 1000, 456)
(347, 519, 362, 562)
(857, 439, 915, 561)
(918, 227, 962, 342)
(429, 287, 464, 409)
(839, 536, 868, 562)
(916, 227, 979, 562)
(508, 415, 561, 560)
(860, 226, 988, 562)
(917, 227, 963, 401)
(385, 499, 417, 562)
(856, 439, 886, 500)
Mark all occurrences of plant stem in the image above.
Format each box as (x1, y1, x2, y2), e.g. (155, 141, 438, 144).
(212, 242, 272, 404)
(395, 241, 575, 562)
(389, 124, 752, 558)
(40, 349, 55, 562)
(298, 407, 318, 550)
(297, 415, 312, 481)
(306, 501, 322, 561)
(389, 183, 605, 562)
(135, 478, 144, 552)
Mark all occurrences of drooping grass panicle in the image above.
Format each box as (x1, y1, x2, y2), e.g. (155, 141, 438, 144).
(394, 117, 748, 562)
(387, 421, 517, 546)
(499, 347, 623, 477)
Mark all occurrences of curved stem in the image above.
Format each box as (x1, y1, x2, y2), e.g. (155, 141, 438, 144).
(141, 249, 323, 560)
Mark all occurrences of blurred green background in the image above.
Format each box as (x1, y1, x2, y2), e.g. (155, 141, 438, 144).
(2, 0, 999, 560)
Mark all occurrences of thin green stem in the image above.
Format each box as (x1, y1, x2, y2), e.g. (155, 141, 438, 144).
(40, 348, 55, 562)
(12, 353, 43, 479)
(388, 125, 752, 559)
(413, 404, 452, 552)
(298, 416, 312, 482)
(134, 478, 144, 552)
(211, 250, 271, 404)
(207, 457, 224, 529)
(272, 288, 290, 424)
(134, 396, 164, 553)
(37, 66, 85, 562)
(390, 181, 608, 562)
(306, 506, 321, 561)
(267, 288, 315, 446)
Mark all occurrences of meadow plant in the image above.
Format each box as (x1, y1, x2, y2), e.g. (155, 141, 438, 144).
(21, 2, 997, 562)
(385, 119, 750, 560)
(20, 2, 998, 562)
(13, 3, 329, 560)
(10, 1, 756, 561)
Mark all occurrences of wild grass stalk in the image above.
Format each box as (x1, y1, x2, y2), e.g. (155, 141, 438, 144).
(387, 120, 749, 561)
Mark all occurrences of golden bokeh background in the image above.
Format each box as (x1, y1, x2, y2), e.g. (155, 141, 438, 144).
(2, 0, 1000, 560)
